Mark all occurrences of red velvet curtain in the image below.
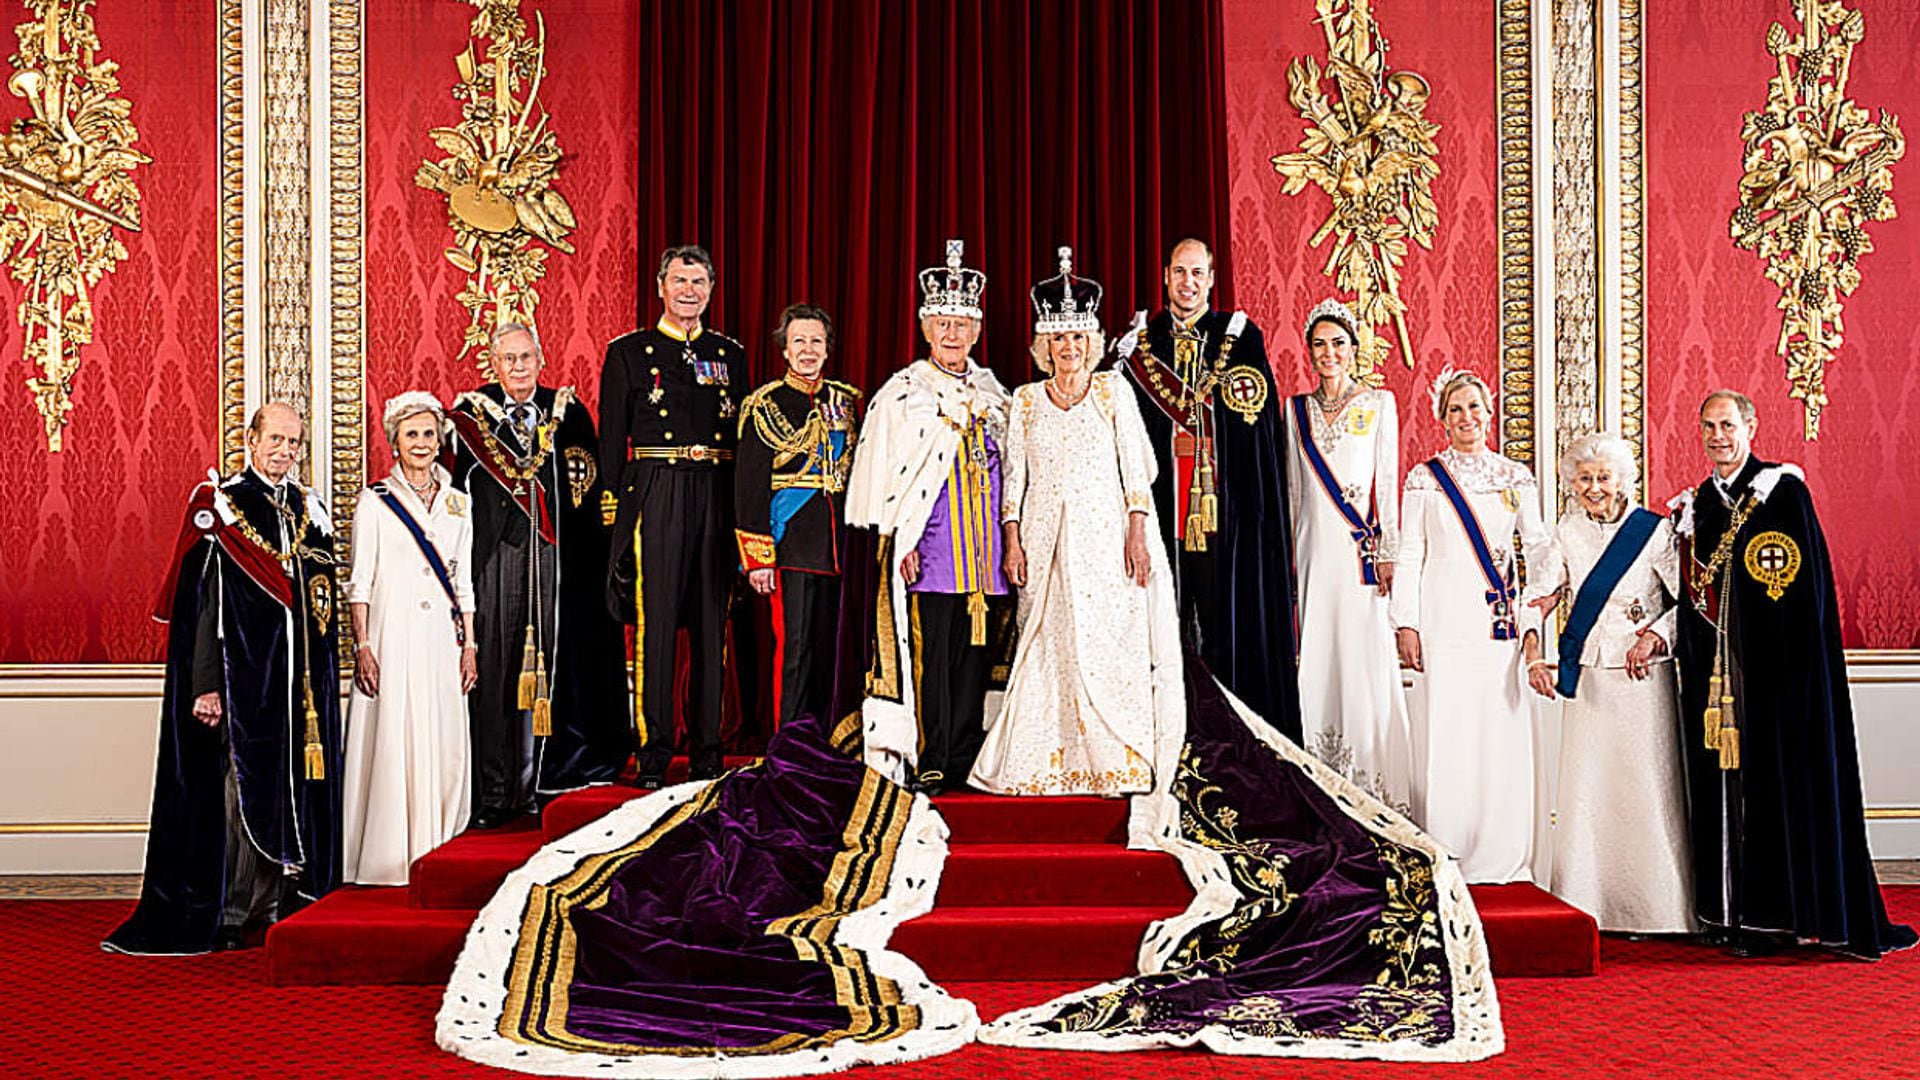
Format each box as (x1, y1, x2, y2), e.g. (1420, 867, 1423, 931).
(635, 0, 1235, 390)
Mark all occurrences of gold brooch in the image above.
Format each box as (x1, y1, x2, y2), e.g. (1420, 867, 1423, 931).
(1743, 530, 1801, 601)
(1220, 365, 1269, 425)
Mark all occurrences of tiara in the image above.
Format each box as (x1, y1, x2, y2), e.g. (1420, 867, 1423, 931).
(1030, 246, 1103, 335)
(1301, 297, 1359, 342)
(1427, 364, 1492, 419)
(918, 239, 987, 321)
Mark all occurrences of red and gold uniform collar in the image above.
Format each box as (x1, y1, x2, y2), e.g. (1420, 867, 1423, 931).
(784, 370, 823, 394)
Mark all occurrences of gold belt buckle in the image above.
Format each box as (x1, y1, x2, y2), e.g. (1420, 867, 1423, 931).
(684, 445, 709, 462)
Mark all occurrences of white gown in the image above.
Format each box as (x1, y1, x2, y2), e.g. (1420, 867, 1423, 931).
(1285, 389, 1412, 814)
(969, 372, 1182, 800)
(1390, 447, 1549, 884)
(1524, 509, 1696, 933)
(342, 467, 475, 885)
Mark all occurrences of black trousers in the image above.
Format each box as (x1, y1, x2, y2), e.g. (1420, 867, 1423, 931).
(1175, 543, 1219, 659)
(632, 466, 729, 781)
(773, 569, 839, 727)
(469, 533, 554, 815)
(909, 591, 992, 786)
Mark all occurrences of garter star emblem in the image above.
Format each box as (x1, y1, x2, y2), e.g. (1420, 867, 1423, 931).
(563, 446, 595, 508)
(1743, 531, 1801, 601)
(1221, 365, 1269, 424)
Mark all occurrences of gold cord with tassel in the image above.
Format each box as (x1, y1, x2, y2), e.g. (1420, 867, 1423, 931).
(302, 680, 324, 781)
(1702, 672, 1723, 750)
(516, 624, 538, 710)
(968, 590, 987, 646)
(531, 653, 553, 736)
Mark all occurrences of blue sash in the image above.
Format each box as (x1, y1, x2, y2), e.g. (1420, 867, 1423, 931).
(1290, 395, 1380, 585)
(1425, 458, 1517, 640)
(373, 484, 465, 645)
(1555, 507, 1661, 698)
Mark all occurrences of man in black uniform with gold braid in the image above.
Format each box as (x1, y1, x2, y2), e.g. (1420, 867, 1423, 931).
(1119, 237, 1301, 741)
(600, 244, 741, 787)
(734, 303, 861, 729)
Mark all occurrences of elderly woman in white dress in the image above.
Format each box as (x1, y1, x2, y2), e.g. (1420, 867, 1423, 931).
(1521, 433, 1694, 933)
(968, 249, 1181, 800)
(342, 392, 478, 885)
(1390, 370, 1550, 883)
(1285, 298, 1411, 812)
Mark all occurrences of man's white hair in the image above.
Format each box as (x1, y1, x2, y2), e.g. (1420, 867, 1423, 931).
(1559, 432, 1638, 500)
(490, 321, 542, 355)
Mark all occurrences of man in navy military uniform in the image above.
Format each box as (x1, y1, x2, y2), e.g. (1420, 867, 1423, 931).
(599, 245, 742, 786)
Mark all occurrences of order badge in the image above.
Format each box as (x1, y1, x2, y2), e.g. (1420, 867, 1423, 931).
(1743, 530, 1801, 601)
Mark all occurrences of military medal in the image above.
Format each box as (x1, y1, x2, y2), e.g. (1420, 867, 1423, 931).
(647, 368, 663, 405)
(1627, 598, 1646, 623)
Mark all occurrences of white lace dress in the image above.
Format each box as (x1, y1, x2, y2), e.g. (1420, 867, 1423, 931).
(1285, 389, 1412, 814)
(1390, 447, 1550, 883)
(969, 372, 1182, 798)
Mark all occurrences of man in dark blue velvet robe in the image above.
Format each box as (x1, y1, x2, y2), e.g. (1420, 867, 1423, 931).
(1673, 389, 1914, 959)
(104, 403, 343, 954)
(1120, 237, 1301, 740)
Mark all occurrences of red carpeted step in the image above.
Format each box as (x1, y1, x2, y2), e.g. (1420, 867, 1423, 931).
(266, 887, 471, 986)
(408, 822, 544, 910)
(543, 786, 1132, 845)
(543, 785, 640, 840)
(894, 905, 1185, 982)
(939, 844, 1191, 907)
(932, 792, 1130, 845)
(1472, 882, 1601, 977)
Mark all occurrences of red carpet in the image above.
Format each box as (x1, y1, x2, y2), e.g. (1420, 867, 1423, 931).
(11, 889, 1918, 1077)
(268, 783, 1599, 985)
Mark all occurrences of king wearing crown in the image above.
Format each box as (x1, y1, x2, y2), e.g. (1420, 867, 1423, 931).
(844, 239, 1012, 794)
(1119, 237, 1301, 740)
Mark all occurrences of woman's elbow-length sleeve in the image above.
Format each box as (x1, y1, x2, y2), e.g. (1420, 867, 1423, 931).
(1389, 480, 1428, 631)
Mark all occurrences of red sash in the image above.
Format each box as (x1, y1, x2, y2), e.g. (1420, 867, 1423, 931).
(449, 407, 557, 544)
(152, 484, 297, 620)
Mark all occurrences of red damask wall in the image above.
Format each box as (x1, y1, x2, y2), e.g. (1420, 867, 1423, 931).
(1647, 1, 1920, 648)
(0, 1, 218, 663)
(1222, 0, 1500, 486)
(363, 1, 640, 461)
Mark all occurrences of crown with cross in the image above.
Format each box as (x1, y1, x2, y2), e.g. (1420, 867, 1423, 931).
(918, 239, 988, 321)
(1030, 246, 1103, 336)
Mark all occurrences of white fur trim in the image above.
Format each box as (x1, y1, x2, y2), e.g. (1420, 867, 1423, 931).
(1749, 463, 1803, 503)
(1224, 310, 1249, 339)
(1667, 488, 1696, 537)
(437, 781, 976, 1077)
(977, 678, 1505, 1063)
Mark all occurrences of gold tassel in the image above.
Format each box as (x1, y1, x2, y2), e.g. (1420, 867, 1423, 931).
(968, 590, 987, 646)
(302, 697, 325, 781)
(516, 625, 538, 709)
(1718, 724, 1741, 771)
(1199, 491, 1218, 534)
(1702, 674, 1723, 750)
(1184, 512, 1207, 552)
(532, 696, 553, 737)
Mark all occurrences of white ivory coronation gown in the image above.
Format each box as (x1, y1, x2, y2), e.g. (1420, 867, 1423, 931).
(1391, 446, 1550, 883)
(342, 467, 475, 885)
(1285, 388, 1412, 813)
(969, 371, 1182, 799)
(1524, 508, 1695, 932)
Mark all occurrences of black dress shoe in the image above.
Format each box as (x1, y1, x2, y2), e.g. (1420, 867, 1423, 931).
(212, 926, 250, 952)
(627, 775, 664, 791)
(470, 809, 509, 830)
(1726, 932, 1786, 958)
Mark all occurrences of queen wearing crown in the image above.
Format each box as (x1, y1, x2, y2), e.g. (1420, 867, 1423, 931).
(969, 249, 1181, 801)
(844, 239, 1011, 794)
(1286, 299, 1411, 812)
(1389, 368, 1551, 883)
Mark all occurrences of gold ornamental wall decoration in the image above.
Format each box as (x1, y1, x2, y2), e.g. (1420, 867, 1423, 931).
(0, 0, 146, 451)
(1729, 0, 1903, 440)
(1272, 0, 1439, 382)
(415, 0, 573, 370)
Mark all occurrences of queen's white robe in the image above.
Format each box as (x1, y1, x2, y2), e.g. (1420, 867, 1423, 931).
(1523, 508, 1695, 932)
(342, 468, 475, 885)
(1285, 389, 1412, 813)
(1390, 447, 1549, 884)
(969, 373, 1182, 803)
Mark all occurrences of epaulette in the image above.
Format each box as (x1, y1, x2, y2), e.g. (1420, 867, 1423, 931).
(822, 377, 863, 399)
(736, 379, 783, 438)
